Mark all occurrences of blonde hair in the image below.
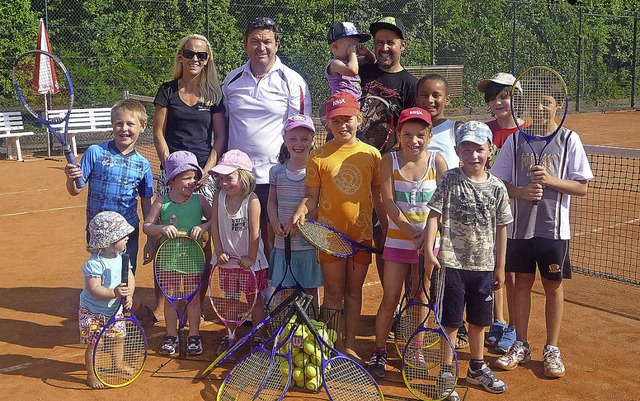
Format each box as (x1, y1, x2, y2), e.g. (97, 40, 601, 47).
(396, 121, 432, 151)
(173, 34, 223, 107)
(215, 169, 256, 200)
(111, 99, 148, 126)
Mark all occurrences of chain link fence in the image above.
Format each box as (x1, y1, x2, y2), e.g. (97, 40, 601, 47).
(1, 0, 638, 157)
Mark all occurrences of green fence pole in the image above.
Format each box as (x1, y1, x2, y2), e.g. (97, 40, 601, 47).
(632, 12, 637, 109)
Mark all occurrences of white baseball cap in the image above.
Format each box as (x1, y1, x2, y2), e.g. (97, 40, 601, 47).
(477, 72, 522, 94)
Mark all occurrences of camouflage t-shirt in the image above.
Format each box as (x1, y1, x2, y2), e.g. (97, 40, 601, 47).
(428, 168, 513, 272)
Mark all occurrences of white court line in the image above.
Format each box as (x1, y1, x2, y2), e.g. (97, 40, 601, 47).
(0, 188, 49, 196)
(574, 217, 640, 237)
(0, 204, 84, 218)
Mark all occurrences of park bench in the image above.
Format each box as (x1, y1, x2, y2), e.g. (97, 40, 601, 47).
(48, 107, 112, 156)
(0, 111, 35, 161)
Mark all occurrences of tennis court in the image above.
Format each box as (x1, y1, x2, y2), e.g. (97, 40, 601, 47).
(0, 111, 639, 400)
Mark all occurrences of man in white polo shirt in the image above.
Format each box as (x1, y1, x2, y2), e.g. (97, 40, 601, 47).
(222, 17, 312, 262)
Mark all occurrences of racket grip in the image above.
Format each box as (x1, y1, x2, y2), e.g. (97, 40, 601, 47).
(63, 147, 85, 188)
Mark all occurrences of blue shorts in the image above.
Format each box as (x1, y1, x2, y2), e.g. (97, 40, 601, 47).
(505, 238, 571, 281)
(440, 267, 494, 328)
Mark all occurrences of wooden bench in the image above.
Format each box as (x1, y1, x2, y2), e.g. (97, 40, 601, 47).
(48, 107, 112, 156)
(0, 111, 35, 161)
(406, 65, 464, 97)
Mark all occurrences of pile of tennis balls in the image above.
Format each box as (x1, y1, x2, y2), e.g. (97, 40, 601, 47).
(278, 318, 338, 392)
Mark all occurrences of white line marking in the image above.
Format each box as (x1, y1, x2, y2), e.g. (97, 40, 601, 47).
(574, 217, 640, 237)
(0, 188, 49, 196)
(0, 205, 84, 217)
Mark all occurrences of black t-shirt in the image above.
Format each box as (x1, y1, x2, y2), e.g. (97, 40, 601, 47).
(358, 64, 418, 152)
(154, 80, 225, 167)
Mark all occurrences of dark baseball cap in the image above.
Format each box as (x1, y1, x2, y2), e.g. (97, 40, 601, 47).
(369, 16, 406, 39)
(328, 22, 371, 44)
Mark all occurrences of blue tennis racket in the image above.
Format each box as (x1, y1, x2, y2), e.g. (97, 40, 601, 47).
(12, 50, 83, 188)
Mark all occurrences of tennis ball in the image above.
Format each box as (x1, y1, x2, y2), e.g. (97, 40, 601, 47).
(303, 339, 317, 355)
(317, 328, 331, 344)
(326, 329, 338, 343)
(295, 325, 309, 341)
(310, 348, 323, 366)
(279, 360, 290, 375)
(294, 352, 308, 368)
(295, 379, 305, 388)
(305, 375, 322, 391)
(292, 366, 304, 382)
(305, 364, 320, 379)
(291, 346, 300, 357)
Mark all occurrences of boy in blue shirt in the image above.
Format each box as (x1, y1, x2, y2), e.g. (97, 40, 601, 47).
(64, 99, 155, 323)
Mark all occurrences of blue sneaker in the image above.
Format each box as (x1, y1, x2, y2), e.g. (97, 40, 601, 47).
(485, 321, 507, 347)
(496, 326, 516, 353)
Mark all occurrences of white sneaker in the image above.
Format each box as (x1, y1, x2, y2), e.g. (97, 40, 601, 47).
(495, 340, 531, 371)
(543, 345, 565, 378)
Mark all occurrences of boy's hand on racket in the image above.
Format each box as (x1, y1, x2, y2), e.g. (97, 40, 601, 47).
(160, 224, 179, 238)
(529, 164, 554, 187)
(272, 222, 286, 237)
(64, 163, 82, 180)
(238, 256, 254, 270)
(523, 182, 544, 202)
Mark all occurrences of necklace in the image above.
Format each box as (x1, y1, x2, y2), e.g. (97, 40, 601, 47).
(169, 193, 191, 204)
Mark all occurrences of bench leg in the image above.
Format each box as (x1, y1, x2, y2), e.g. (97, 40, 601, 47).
(6, 137, 23, 161)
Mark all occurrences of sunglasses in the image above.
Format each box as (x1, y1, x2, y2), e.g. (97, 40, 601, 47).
(182, 49, 209, 61)
(249, 17, 276, 27)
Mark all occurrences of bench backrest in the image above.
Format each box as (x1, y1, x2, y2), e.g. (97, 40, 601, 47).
(0, 111, 28, 133)
(48, 108, 112, 132)
(406, 65, 464, 97)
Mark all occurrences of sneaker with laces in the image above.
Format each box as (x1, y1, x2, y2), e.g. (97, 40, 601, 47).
(216, 335, 231, 356)
(495, 340, 531, 370)
(465, 364, 507, 394)
(159, 335, 178, 355)
(437, 368, 459, 401)
(252, 336, 265, 350)
(187, 335, 203, 355)
(496, 326, 516, 353)
(367, 350, 387, 379)
(542, 345, 565, 378)
(485, 321, 507, 347)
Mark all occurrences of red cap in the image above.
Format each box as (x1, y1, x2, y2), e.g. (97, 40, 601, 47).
(325, 92, 360, 119)
(397, 107, 432, 126)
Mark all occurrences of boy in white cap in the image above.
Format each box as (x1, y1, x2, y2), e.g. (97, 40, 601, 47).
(423, 121, 513, 398)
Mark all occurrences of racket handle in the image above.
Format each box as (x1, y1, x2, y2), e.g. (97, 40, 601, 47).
(63, 147, 85, 188)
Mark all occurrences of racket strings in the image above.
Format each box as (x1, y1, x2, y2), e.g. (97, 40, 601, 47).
(94, 320, 146, 387)
(298, 223, 353, 256)
(14, 53, 72, 116)
(218, 352, 272, 400)
(209, 265, 256, 326)
(156, 238, 205, 298)
(403, 340, 456, 401)
(323, 356, 382, 400)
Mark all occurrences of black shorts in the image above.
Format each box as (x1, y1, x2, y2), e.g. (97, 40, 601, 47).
(254, 183, 270, 222)
(505, 238, 571, 281)
(440, 268, 494, 329)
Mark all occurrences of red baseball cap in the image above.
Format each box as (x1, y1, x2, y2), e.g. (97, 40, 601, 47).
(325, 92, 359, 119)
(397, 107, 432, 126)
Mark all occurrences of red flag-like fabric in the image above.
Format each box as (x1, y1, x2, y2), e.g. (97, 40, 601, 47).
(32, 18, 59, 94)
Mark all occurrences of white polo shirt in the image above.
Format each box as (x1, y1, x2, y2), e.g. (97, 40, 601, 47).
(222, 57, 312, 184)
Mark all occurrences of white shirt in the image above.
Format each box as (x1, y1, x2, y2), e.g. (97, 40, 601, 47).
(222, 57, 312, 184)
(429, 119, 460, 170)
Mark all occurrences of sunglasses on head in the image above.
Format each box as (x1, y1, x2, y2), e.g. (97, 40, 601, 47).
(249, 17, 276, 27)
(182, 49, 208, 61)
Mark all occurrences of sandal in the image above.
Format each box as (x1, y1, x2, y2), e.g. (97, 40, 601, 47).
(456, 323, 469, 350)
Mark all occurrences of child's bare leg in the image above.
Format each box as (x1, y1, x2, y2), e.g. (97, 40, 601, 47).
(468, 323, 486, 361)
(513, 273, 535, 343)
(374, 261, 409, 348)
(164, 300, 179, 337)
(187, 297, 202, 336)
(343, 261, 369, 362)
(85, 343, 104, 389)
(541, 278, 563, 346)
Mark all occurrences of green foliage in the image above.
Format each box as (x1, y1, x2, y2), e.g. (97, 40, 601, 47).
(1, 0, 639, 110)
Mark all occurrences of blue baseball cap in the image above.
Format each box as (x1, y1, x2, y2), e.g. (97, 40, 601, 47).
(455, 121, 493, 146)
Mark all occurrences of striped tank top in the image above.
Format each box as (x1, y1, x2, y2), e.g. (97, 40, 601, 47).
(384, 151, 439, 251)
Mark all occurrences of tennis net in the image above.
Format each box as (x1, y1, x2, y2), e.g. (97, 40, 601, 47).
(571, 145, 640, 286)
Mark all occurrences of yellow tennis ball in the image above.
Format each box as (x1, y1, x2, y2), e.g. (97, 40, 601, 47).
(310, 348, 323, 366)
(294, 352, 307, 368)
(295, 325, 309, 341)
(305, 375, 323, 391)
(292, 366, 304, 382)
(291, 346, 300, 357)
(279, 360, 290, 375)
(327, 329, 338, 344)
(295, 379, 305, 388)
(305, 364, 320, 379)
(303, 339, 317, 355)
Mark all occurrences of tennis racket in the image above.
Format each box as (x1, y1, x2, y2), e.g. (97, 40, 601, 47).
(154, 233, 206, 359)
(296, 219, 382, 258)
(201, 290, 304, 377)
(93, 254, 147, 387)
(402, 258, 458, 401)
(394, 264, 437, 359)
(358, 95, 396, 152)
(217, 295, 313, 401)
(293, 300, 384, 401)
(208, 257, 259, 356)
(12, 50, 83, 188)
(511, 66, 569, 204)
(265, 235, 305, 335)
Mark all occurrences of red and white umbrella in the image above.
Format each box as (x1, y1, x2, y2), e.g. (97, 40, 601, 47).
(32, 18, 59, 95)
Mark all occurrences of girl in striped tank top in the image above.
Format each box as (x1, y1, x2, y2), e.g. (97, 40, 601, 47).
(368, 107, 447, 379)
